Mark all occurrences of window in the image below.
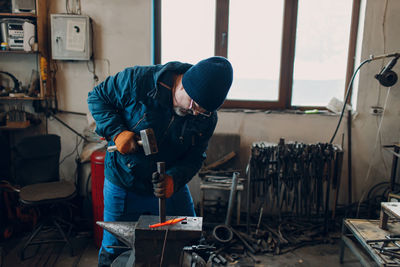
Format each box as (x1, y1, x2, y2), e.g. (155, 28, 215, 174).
(292, 0, 353, 106)
(154, 0, 360, 110)
(227, 1, 284, 101)
(160, 0, 215, 64)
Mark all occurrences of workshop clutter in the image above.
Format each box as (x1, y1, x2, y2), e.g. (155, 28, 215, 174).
(197, 133, 241, 223)
(0, 69, 41, 98)
(233, 139, 345, 256)
(190, 139, 344, 264)
(0, 182, 38, 241)
(184, 140, 345, 264)
(0, 102, 41, 127)
(0, 18, 36, 51)
(248, 139, 343, 219)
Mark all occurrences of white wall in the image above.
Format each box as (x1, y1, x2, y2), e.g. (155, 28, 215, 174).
(350, 0, 400, 202)
(46, 0, 152, 183)
(9, 0, 399, 206)
(49, 0, 152, 113)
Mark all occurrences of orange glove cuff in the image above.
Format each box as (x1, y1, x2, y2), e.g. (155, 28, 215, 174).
(114, 130, 136, 154)
(165, 175, 174, 199)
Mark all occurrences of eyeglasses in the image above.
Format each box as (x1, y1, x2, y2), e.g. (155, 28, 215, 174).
(187, 99, 212, 117)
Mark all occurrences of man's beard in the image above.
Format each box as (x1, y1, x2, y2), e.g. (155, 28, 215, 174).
(173, 107, 188, 117)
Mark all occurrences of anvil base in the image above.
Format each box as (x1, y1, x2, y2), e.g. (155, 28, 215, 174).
(135, 215, 202, 267)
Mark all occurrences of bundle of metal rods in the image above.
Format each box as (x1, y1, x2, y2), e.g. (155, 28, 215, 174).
(247, 139, 344, 225)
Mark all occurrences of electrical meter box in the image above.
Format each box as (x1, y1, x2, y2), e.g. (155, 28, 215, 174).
(50, 14, 92, 60)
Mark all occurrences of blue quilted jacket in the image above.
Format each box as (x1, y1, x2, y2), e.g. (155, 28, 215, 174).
(87, 61, 217, 195)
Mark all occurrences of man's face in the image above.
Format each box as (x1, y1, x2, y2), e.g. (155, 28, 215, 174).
(173, 76, 211, 117)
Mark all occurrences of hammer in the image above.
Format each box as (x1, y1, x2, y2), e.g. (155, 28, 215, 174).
(107, 128, 158, 156)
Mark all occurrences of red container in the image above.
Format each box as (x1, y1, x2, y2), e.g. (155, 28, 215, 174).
(90, 150, 106, 248)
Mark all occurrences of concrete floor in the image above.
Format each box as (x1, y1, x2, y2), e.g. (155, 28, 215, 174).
(254, 242, 361, 267)
(0, 233, 363, 267)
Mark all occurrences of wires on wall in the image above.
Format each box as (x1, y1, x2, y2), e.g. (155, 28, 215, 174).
(66, 0, 81, 15)
(355, 0, 395, 217)
(85, 19, 111, 86)
(376, 0, 390, 175)
(86, 19, 100, 86)
(59, 134, 83, 182)
(356, 85, 392, 217)
(329, 58, 371, 144)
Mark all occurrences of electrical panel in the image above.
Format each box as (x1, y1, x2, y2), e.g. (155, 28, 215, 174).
(12, 0, 36, 14)
(50, 14, 92, 61)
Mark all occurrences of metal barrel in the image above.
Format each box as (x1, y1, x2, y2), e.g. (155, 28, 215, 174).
(225, 172, 239, 225)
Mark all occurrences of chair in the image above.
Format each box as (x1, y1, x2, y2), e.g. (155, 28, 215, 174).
(1, 134, 77, 260)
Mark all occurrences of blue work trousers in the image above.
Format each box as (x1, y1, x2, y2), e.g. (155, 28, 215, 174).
(98, 178, 196, 267)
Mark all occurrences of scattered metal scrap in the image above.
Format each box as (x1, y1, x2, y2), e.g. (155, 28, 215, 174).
(204, 219, 331, 263)
(368, 234, 400, 263)
(187, 139, 345, 265)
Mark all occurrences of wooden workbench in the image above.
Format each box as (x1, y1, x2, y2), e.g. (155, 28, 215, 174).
(380, 202, 400, 230)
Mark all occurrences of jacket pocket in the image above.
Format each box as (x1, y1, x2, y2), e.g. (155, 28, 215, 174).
(116, 154, 137, 173)
(183, 122, 204, 147)
(131, 112, 147, 131)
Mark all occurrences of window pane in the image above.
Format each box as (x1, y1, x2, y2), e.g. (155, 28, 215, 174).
(351, 0, 366, 110)
(161, 0, 215, 64)
(227, 0, 284, 101)
(292, 0, 352, 106)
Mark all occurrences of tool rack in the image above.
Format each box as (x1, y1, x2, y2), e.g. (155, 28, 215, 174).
(246, 140, 344, 224)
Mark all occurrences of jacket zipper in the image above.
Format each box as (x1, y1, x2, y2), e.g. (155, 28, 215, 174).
(159, 115, 175, 144)
(179, 119, 188, 144)
(131, 113, 147, 130)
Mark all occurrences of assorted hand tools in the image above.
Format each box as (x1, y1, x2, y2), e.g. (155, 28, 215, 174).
(247, 139, 343, 221)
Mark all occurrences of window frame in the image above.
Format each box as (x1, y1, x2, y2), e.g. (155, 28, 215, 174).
(154, 0, 361, 110)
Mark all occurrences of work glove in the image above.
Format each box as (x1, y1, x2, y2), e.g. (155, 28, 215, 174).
(152, 172, 174, 199)
(113, 130, 139, 154)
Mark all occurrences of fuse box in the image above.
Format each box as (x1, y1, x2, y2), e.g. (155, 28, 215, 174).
(50, 14, 92, 60)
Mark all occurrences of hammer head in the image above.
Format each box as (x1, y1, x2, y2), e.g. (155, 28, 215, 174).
(140, 128, 158, 155)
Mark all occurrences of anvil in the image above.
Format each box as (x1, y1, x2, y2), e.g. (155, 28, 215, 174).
(97, 215, 202, 266)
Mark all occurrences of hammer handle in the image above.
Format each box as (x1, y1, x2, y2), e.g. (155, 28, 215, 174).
(107, 145, 118, 152)
(157, 162, 166, 223)
(106, 140, 143, 153)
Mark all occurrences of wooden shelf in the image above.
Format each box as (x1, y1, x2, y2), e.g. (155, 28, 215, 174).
(0, 96, 44, 101)
(0, 50, 39, 54)
(0, 12, 36, 18)
(0, 121, 30, 130)
(0, 0, 50, 102)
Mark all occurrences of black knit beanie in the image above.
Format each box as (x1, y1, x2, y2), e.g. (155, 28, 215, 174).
(182, 56, 233, 112)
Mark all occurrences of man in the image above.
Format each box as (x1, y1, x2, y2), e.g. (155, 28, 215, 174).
(87, 56, 233, 266)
